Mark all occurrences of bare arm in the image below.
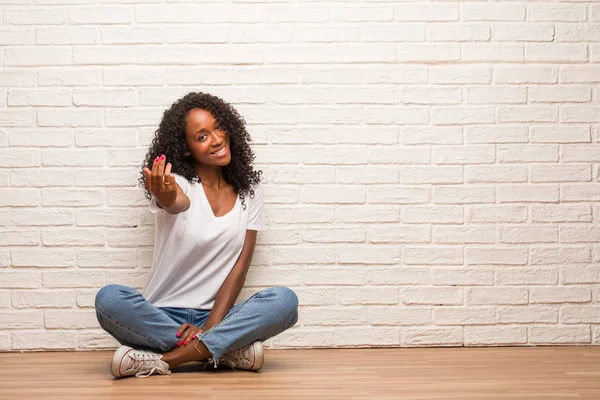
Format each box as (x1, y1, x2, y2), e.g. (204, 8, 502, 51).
(143, 155, 190, 214)
(201, 230, 258, 331)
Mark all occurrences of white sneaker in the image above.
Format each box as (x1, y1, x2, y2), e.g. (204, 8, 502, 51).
(110, 345, 171, 378)
(217, 341, 264, 371)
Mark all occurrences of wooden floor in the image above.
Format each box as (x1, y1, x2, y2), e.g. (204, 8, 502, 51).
(1, 347, 599, 400)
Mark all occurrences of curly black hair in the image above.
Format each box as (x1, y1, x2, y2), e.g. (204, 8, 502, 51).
(138, 92, 262, 208)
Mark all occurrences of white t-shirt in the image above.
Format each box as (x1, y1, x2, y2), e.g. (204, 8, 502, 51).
(143, 173, 264, 309)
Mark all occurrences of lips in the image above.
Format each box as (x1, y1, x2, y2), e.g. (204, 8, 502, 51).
(211, 147, 228, 157)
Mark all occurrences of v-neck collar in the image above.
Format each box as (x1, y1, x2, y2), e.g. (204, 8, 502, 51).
(198, 183, 240, 220)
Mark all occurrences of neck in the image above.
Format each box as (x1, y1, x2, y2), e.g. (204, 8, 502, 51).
(196, 164, 224, 188)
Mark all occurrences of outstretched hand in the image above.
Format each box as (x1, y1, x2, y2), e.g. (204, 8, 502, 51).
(143, 154, 177, 209)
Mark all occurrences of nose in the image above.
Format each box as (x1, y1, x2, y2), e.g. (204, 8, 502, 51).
(210, 132, 224, 147)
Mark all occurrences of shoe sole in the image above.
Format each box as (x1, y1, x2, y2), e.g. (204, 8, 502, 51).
(110, 346, 133, 378)
(250, 341, 264, 371)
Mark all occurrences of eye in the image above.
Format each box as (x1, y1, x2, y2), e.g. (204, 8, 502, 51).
(197, 134, 207, 141)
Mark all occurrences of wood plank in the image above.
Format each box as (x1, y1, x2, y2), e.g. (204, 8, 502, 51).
(0, 347, 599, 400)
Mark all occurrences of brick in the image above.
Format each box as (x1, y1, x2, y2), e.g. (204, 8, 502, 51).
(428, 23, 490, 42)
(301, 307, 367, 326)
(0, 311, 43, 329)
(467, 287, 528, 305)
(531, 287, 591, 304)
(299, 185, 365, 204)
(78, 250, 137, 268)
(529, 326, 590, 344)
(4, 8, 66, 24)
(337, 287, 398, 305)
(368, 224, 429, 244)
(367, 268, 429, 285)
(497, 184, 559, 203)
(499, 226, 558, 244)
(336, 245, 399, 265)
(465, 327, 527, 345)
(69, 6, 132, 24)
(465, 86, 526, 104)
(494, 66, 557, 84)
(466, 165, 527, 183)
(13, 331, 77, 351)
(36, 27, 96, 45)
(39, 68, 101, 86)
(402, 287, 462, 306)
(401, 126, 463, 145)
(561, 144, 600, 162)
(403, 246, 463, 265)
(368, 186, 429, 204)
(402, 327, 463, 346)
(0, 70, 37, 87)
(532, 204, 592, 223)
(434, 145, 495, 164)
(0, 110, 36, 127)
(42, 228, 105, 246)
(73, 46, 135, 65)
(1, 271, 41, 291)
(525, 44, 587, 62)
(433, 226, 494, 244)
(430, 66, 491, 84)
(532, 165, 592, 183)
(462, 44, 524, 62)
(75, 129, 137, 147)
(496, 268, 559, 285)
(43, 271, 103, 288)
(8, 89, 71, 107)
(45, 309, 98, 329)
(531, 125, 590, 143)
(401, 166, 462, 184)
(434, 307, 496, 325)
(498, 306, 558, 323)
(302, 228, 365, 243)
(6, 46, 70, 67)
(432, 106, 494, 125)
(403, 206, 463, 224)
(368, 146, 429, 164)
(336, 206, 400, 223)
(433, 185, 495, 204)
(0, 189, 40, 206)
(395, 4, 458, 21)
(397, 44, 460, 62)
(465, 247, 528, 265)
(0, 29, 34, 45)
(463, 4, 525, 21)
(10, 209, 73, 226)
(12, 290, 76, 308)
(528, 5, 587, 22)
(102, 27, 163, 44)
(337, 167, 398, 184)
(492, 23, 554, 42)
(370, 307, 431, 325)
(467, 205, 527, 223)
(363, 25, 424, 42)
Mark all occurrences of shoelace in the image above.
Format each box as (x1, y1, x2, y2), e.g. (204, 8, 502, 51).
(126, 351, 172, 378)
(221, 348, 251, 370)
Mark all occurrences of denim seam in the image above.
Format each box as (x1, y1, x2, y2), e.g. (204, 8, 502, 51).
(196, 291, 263, 348)
(96, 306, 163, 350)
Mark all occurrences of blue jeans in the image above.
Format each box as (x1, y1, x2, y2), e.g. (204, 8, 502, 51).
(95, 284, 299, 363)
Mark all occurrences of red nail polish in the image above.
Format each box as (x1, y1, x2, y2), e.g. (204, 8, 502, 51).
(184, 340, 189, 345)
(176, 331, 181, 337)
(160, 154, 165, 160)
(155, 157, 159, 162)
(178, 340, 182, 347)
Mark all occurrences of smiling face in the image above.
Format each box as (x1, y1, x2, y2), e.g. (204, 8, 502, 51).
(184, 108, 231, 167)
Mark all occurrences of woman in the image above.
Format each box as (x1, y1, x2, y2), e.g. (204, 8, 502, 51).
(95, 92, 299, 379)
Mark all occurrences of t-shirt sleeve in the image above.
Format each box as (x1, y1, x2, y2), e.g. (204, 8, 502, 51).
(148, 173, 192, 214)
(247, 183, 265, 231)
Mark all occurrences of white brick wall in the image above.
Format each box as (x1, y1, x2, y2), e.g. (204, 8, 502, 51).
(1, 0, 599, 352)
